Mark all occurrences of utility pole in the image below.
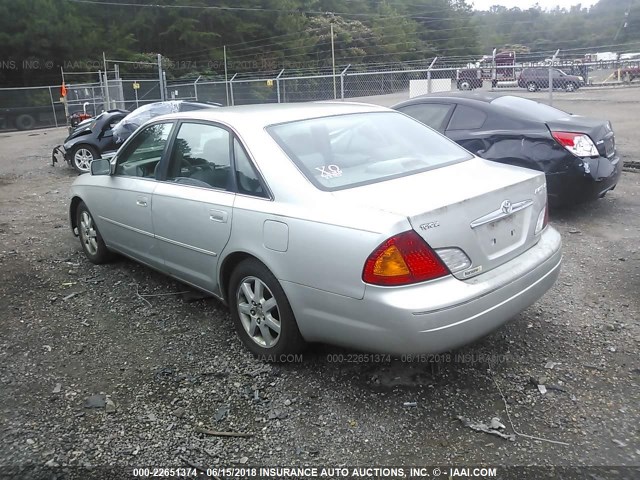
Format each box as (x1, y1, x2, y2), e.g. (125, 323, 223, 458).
(331, 23, 337, 100)
(224, 45, 229, 106)
(614, 1, 632, 41)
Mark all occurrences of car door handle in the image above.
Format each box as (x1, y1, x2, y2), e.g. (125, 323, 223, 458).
(209, 209, 228, 223)
(136, 196, 148, 207)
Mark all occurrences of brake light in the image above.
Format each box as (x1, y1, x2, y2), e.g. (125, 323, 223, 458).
(363, 231, 450, 286)
(551, 131, 598, 157)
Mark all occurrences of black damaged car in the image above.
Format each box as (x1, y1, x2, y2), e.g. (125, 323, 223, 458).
(52, 109, 128, 173)
(393, 93, 622, 207)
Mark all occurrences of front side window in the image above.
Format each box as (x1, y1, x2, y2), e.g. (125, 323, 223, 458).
(166, 122, 231, 190)
(268, 111, 472, 191)
(115, 122, 173, 177)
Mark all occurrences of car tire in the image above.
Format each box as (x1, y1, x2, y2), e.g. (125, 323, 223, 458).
(15, 114, 36, 130)
(458, 80, 472, 91)
(565, 82, 576, 92)
(71, 145, 98, 173)
(527, 82, 538, 92)
(229, 258, 306, 359)
(76, 201, 114, 264)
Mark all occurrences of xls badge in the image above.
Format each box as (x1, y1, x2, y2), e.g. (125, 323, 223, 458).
(419, 221, 440, 231)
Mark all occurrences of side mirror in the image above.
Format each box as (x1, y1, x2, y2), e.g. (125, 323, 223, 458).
(90, 158, 111, 176)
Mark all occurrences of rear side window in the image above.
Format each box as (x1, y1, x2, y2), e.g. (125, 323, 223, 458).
(234, 138, 268, 198)
(268, 111, 472, 191)
(447, 105, 487, 130)
(397, 103, 453, 132)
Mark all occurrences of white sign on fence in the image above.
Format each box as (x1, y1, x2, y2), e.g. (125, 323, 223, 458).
(409, 78, 452, 97)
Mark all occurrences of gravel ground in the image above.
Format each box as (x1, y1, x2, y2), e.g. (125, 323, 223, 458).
(0, 92, 639, 480)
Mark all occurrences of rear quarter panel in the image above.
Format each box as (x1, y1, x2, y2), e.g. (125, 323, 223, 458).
(226, 194, 406, 300)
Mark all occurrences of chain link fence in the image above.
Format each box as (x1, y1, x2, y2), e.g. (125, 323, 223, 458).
(2, 57, 639, 131)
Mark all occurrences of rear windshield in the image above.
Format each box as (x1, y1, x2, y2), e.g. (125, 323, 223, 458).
(267, 111, 472, 191)
(491, 95, 569, 121)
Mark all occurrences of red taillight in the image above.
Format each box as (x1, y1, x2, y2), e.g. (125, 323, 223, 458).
(543, 204, 549, 229)
(362, 231, 450, 286)
(551, 131, 599, 157)
(551, 131, 578, 147)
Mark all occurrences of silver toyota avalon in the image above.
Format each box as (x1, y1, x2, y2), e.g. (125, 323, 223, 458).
(69, 102, 562, 357)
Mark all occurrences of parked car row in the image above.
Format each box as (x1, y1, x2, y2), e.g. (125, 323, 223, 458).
(66, 94, 621, 358)
(456, 66, 586, 92)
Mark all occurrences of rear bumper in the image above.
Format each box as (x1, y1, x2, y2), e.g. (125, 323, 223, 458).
(547, 154, 622, 206)
(284, 227, 562, 355)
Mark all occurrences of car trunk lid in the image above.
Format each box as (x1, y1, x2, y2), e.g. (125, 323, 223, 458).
(331, 158, 547, 280)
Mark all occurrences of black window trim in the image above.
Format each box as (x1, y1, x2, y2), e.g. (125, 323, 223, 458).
(157, 119, 273, 200)
(113, 119, 177, 181)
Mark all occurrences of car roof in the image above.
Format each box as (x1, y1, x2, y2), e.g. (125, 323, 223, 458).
(153, 101, 390, 127)
(393, 92, 509, 107)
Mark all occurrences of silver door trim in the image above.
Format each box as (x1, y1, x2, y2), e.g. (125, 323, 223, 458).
(155, 234, 218, 257)
(99, 216, 154, 238)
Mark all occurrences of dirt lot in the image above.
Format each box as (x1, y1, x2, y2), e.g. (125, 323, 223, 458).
(0, 89, 639, 479)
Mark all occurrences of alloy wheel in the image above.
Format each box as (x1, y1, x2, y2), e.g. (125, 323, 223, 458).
(236, 276, 281, 348)
(74, 148, 94, 172)
(79, 210, 99, 255)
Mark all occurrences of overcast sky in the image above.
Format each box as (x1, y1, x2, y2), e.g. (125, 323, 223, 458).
(470, 0, 598, 11)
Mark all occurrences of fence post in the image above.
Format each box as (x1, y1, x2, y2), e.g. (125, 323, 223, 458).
(163, 71, 168, 103)
(427, 57, 437, 94)
(276, 69, 285, 103)
(549, 49, 560, 106)
(229, 73, 238, 106)
(340, 64, 350, 100)
(48, 86, 59, 127)
(548, 66, 553, 106)
(157, 54, 165, 101)
(194, 75, 201, 101)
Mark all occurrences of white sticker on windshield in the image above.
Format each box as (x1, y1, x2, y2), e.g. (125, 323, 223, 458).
(315, 164, 343, 179)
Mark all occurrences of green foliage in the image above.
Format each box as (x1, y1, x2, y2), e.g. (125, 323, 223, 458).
(0, 0, 638, 86)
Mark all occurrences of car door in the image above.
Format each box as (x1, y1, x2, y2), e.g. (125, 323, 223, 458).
(151, 121, 235, 292)
(395, 102, 455, 133)
(536, 69, 549, 88)
(443, 104, 489, 155)
(92, 121, 174, 268)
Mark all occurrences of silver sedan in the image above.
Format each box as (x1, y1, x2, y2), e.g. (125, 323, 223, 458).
(69, 102, 562, 357)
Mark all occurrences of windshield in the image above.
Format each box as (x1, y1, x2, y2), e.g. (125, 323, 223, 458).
(491, 96, 570, 120)
(268, 111, 472, 191)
